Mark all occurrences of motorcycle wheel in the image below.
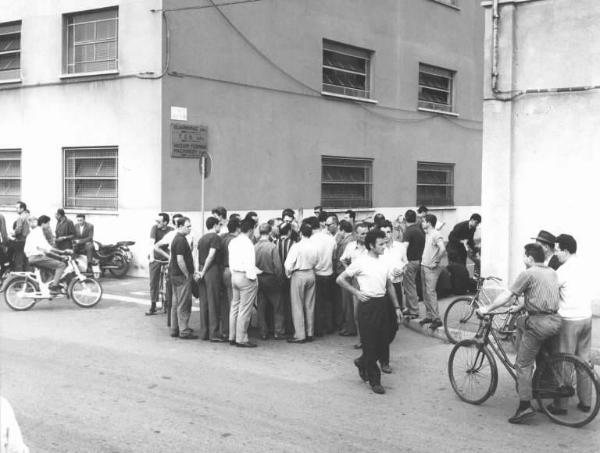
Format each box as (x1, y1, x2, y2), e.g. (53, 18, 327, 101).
(69, 277, 103, 308)
(4, 277, 38, 311)
(108, 252, 129, 278)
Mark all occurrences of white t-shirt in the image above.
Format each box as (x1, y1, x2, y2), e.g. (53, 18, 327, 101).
(345, 254, 391, 298)
(381, 241, 408, 284)
(556, 255, 592, 320)
(310, 230, 336, 276)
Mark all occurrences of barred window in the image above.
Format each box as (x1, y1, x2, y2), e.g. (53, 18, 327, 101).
(418, 63, 455, 113)
(417, 162, 454, 207)
(321, 157, 372, 209)
(64, 147, 118, 210)
(64, 8, 118, 74)
(322, 40, 372, 100)
(0, 21, 21, 81)
(0, 150, 21, 205)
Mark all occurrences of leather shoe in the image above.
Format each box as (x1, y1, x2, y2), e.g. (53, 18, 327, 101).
(209, 337, 227, 343)
(508, 406, 536, 424)
(179, 334, 199, 340)
(577, 402, 591, 412)
(305, 336, 314, 342)
(229, 340, 237, 346)
(273, 335, 287, 340)
(371, 384, 386, 395)
(339, 330, 357, 337)
(170, 331, 179, 338)
(287, 338, 306, 344)
(429, 319, 443, 330)
(145, 308, 157, 316)
(546, 404, 567, 415)
(354, 358, 368, 382)
(260, 334, 269, 340)
(381, 363, 392, 374)
(236, 342, 257, 348)
(419, 318, 433, 326)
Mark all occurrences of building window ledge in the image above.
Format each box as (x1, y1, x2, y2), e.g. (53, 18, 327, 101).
(418, 107, 459, 117)
(0, 78, 22, 85)
(63, 209, 118, 216)
(428, 0, 460, 10)
(321, 91, 378, 105)
(60, 70, 120, 80)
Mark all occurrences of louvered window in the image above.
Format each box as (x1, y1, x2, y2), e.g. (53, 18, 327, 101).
(418, 63, 455, 113)
(417, 162, 454, 206)
(322, 157, 372, 208)
(0, 150, 21, 205)
(0, 22, 21, 81)
(64, 147, 118, 210)
(322, 40, 372, 100)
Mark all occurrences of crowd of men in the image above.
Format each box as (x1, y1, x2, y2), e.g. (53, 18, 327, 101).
(147, 205, 483, 394)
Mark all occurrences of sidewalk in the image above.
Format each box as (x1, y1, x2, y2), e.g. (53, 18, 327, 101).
(402, 296, 600, 367)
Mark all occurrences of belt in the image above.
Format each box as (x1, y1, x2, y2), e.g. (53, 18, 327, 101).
(528, 310, 558, 316)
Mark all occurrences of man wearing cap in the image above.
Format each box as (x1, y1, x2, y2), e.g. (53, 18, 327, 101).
(532, 230, 561, 270)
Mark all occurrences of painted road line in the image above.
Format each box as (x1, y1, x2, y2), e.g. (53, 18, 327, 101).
(102, 293, 200, 311)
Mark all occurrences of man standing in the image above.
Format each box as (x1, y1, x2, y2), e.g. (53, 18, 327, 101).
(284, 223, 318, 343)
(336, 220, 356, 336)
(419, 213, 446, 330)
(255, 223, 285, 340)
(276, 221, 296, 335)
(170, 217, 197, 340)
(311, 216, 337, 336)
(532, 230, 561, 270)
(197, 217, 225, 342)
(478, 243, 561, 424)
(220, 218, 240, 340)
(12, 201, 30, 271)
(147, 212, 172, 316)
(554, 234, 593, 412)
(446, 214, 481, 266)
(337, 229, 401, 395)
(402, 210, 425, 319)
(211, 206, 228, 231)
(54, 209, 75, 252)
(228, 218, 261, 348)
(73, 214, 94, 270)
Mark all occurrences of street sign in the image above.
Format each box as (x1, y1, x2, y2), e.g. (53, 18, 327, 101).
(171, 123, 207, 158)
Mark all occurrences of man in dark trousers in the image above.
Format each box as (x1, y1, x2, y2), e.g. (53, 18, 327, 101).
(54, 208, 76, 251)
(146, 212, 173, 315)
(73, 213, 94, 270)
(402, 209, 425, 319)
(12, 201, 30, 271)
(197, 216, 225, 341)
(446, 213, 481, 266)
(337, 229, 401, 395)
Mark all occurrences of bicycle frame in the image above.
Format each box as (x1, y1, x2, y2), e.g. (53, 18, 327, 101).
(474, 312, 518, 381)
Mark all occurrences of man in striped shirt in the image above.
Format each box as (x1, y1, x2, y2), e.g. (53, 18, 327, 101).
(479, 243, 561, 424)
(276, 221, 296, 334)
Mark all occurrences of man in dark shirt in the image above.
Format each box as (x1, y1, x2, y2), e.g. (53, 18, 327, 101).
(402, 209, 425, 318)
(170, 217, 197, 339)
(446, 214, 481, 266)
(54, 208, 75, 251)
(221, 218, 240, 340)
(197, 216, 225, 341)
(147, 212, 173, 315)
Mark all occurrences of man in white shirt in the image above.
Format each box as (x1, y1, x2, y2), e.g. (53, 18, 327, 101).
(228, 218, 261, 348)
(554, 234, 593, 412)
(310, 215, 337, 336)
(420, 214, 446, 330)
(336, 229, 401, 395)
(24, 215, 67, 291)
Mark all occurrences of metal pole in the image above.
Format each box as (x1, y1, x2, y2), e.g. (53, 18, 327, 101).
(201, 155, 206, 237)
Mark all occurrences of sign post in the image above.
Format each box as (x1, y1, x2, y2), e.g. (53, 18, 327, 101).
(199, 151, 212, 237)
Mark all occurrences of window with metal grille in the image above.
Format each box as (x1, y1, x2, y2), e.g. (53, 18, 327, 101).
(64, 147, 118, 210)
(0, 150, 21, 205)
(418, 63, 455, 113)
(322, 40, 372, 100)
(0, 21, 21, 81)
(417, 162, 454, 207)
(321, 157, 372, 208)
(64, 8, 118, 74)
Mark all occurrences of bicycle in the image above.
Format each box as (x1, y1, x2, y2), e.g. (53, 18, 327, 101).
(443, 275, 512, 344)
(448, 309, 600, 427)
(155, 259, 169, 315)
(2, 251, 103, 311)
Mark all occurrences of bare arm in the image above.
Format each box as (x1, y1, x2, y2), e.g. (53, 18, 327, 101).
(336, 271, 369, 302)
(176, 255, 190, 279)
(199, 248, 217, 279)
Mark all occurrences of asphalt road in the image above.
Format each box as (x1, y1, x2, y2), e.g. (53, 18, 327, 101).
(1, 278, 598, 452)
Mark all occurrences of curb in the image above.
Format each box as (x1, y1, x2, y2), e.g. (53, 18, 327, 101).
(401, 318, 600, 367)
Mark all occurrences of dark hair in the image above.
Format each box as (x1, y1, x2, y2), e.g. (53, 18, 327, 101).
(172, 213, 183, 225)
(355, 222, 368, 232)
(259, 223, 271, 235)
(556, 234, 577, 254)
(365, 229, 386, 250)
(227, 219, 240, 233)
(206, 216, 219, 230)
(470, 213, 482, 223)
(281, 208, 295, 219)
(424, 213, 437, 227)
(16, 201, 26, 210)
(158, 212, 170, 224)
(279, 222, 292, 236)
(303, 216, 320, 230)
(38, 215, 51, 226)
(326, 215, 338, 225)
(404, 209, 416, 223)
(211, 206, 227, 219)
(339, 219, 353, 233)
(76, 213, 86, 220)
(229, 213, 241, 221)
(381, 220, 393, 229)
(56, 208, 65, 217)
(300, 223, 313, 238)
(245, 211, 258, 220)
(318, 211, 329, 223)
(313, 205, 322, 212)
(373, 213, 386, 227)
(417, 205, 429, 214)
(524, 243, 545, 263)
(240, 218, 255, 233)
(176, 216, 189, 228)
(345, 209, 356, 220)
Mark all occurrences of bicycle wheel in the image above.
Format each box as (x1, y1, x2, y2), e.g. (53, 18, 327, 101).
(448, 340, 498, 405)
(3, 277, 38, 311)
(534, 353, 600, 428)
(158, 268, 167, 310)
(444, 297, 480, 343)
(69, 278, 103, 308)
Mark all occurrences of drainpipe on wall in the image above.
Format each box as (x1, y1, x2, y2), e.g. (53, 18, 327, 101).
(491, 0, 500, 94)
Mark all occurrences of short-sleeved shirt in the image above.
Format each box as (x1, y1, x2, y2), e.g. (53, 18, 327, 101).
(509, 264, 560, 314)
(170, 233, 194, 277)
(150, 225, 173, 260)
(403, 224, 425, 261)
(197, 232, 222, 269)
(421, 229, 444, 268)
(345, 255, 391, 298)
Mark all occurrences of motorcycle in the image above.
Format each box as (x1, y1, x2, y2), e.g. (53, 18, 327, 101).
(89, 240, 135, 278)
(2, 251, 103, 311)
